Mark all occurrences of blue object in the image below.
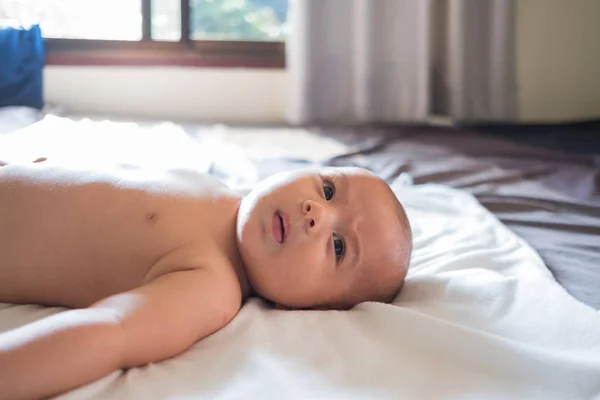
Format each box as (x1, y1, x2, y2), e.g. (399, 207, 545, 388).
(0, 24, 45, 109)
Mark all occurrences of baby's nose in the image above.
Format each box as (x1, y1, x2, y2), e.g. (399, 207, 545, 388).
(302, 200, 331, 234)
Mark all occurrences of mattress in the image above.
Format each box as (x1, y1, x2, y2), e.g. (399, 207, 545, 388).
(0, 116, 599, 399)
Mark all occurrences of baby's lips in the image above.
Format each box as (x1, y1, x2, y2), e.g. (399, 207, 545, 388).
(280, 211, 290, 243)
(272, 212, 284, 243)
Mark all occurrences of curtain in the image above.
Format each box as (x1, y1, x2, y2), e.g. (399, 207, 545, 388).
(286, 0, 517, 124)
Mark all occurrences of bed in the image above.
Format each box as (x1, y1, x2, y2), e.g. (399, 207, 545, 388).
(1, 114, 599, 399)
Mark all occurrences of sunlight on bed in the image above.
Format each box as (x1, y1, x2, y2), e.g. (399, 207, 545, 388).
(0, 114, 350, 192)
(194, 125, 350, 162)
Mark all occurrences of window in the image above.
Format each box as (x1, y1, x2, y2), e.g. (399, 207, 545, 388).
(0, 0, 143, 40)
(0, 0, 288, 67)
(190, 0, 287, 41)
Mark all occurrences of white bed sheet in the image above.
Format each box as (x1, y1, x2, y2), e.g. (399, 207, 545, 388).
(1, 174, 599, 399)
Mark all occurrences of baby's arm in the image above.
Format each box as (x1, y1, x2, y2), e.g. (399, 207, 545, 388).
(0, 268, 241, 400)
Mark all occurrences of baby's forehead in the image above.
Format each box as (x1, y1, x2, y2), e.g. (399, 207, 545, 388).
(340, 235, 407, 307)
(348, 177, 399, 209)
(360, 210, 405, 246)
(354, 216, 408, 283)
(355, 194, 408, 259)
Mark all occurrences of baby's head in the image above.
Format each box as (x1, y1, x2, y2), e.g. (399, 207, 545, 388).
(236, 167, 412, 310)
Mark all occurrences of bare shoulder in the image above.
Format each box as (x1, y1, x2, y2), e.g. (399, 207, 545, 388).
(93, 266, 242, 367)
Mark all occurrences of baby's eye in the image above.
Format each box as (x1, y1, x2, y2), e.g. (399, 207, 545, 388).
(333, 233, 345, 260)
(323, 180, 335, 201)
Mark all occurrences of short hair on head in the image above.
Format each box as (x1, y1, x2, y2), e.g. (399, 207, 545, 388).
(368, 184, 413, 304)
(330, 176, 413, 310)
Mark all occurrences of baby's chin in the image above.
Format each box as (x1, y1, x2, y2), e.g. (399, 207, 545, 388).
(248, 280, 313, 310)
(260, 288, 350, 311)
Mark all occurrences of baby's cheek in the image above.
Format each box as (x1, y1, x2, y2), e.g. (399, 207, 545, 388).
(274, 252, 307, 280)
(300, 252, 329, 285)
(269, 242, 323, 286)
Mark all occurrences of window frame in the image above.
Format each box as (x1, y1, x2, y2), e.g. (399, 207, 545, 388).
(45, 0, 286, 68)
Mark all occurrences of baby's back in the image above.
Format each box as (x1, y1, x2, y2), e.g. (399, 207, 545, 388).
(0, 162, 239, 308)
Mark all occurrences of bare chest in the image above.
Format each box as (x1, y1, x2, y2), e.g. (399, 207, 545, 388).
(0, 164, 241, 307)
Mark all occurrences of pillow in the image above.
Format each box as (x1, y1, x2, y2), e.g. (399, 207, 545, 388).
(0, 24, 44, 110)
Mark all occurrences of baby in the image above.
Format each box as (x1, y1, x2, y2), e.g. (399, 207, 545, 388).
(0, 159, 412, 400)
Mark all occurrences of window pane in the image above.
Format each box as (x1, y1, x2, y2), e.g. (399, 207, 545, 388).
(0, 0, 142, 40)
(152, 0, 181, 41)
(190, 0, 288, 42)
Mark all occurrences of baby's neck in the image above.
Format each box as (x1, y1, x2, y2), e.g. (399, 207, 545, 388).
(232, 254, 252, 301)
(229, 203, 252, 300)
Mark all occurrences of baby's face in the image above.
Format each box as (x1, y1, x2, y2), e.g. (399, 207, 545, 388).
(236, 167, 410, 309)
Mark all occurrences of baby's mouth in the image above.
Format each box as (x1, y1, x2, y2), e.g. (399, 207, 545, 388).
(272, 211, 287, 244)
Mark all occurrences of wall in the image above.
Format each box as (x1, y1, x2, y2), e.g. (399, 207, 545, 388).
(516, 0, 600, 122)
(44, 66, 287, 123)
